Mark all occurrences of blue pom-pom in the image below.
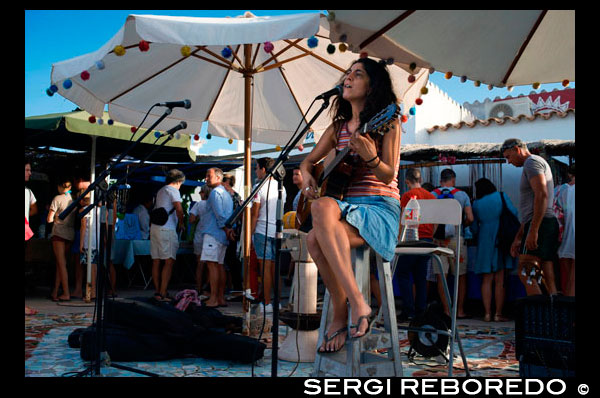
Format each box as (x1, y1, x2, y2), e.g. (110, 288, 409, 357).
(307, 36, 318, 48)
(46, 88, 54, 97)
(97, 118, 104, 125)
(107, 119, 114, 125)
(221, 47, 232, 58)
(95, 60, 105, 70)
(154, 131, 161, 138)
(50, 84, 58, 93)
(409, 106, 416, 116)
(63, 79, 72, 89)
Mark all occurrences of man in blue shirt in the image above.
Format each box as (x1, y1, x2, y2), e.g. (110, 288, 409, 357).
(201, 167, 234, 308)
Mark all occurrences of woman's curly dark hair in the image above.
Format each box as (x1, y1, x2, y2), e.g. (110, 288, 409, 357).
(329, 58, 399, 131)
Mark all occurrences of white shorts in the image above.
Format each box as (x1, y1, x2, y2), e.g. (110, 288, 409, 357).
(200, 234, 227, 264)
(150, 226, 179, 260)
(193, 232, 204, 256)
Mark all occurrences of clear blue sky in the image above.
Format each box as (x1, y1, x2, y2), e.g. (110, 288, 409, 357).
(25, 10, 573, 154)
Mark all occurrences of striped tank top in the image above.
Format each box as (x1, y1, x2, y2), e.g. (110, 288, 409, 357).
(336, 122, 400, 201)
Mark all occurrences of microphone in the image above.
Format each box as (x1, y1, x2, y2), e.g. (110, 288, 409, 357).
(159, 121, 187, 138)
(155, 99, 192, 109)
(315, 85, 343, 100)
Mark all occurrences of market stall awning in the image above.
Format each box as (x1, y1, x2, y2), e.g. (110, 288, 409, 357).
(25, 110, 196, 163)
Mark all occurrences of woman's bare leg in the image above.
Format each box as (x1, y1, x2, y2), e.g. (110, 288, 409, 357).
(309, 198, 372, 339)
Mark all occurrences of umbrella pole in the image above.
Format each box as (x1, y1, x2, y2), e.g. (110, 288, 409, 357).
(242, 44, 253, 335)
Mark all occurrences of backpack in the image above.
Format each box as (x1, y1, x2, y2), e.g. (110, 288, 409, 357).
(150, 206, 175, 226)
(496, 192, 520, 256)
(432, 187, 460, 240)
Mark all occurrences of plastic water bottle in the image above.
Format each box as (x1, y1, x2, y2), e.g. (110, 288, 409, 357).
(401, 196, 420, 242)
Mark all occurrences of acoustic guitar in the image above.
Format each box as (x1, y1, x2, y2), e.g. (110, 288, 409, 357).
(296, 103, 400, 232)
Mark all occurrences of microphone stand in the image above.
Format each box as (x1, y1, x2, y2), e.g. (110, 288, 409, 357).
(225, 96, 333, 377)
(58, 107, 178, 377)
(58, 108, 173, 222)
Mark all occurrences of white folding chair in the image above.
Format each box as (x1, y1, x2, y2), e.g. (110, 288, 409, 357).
(392, 198, 470, 377)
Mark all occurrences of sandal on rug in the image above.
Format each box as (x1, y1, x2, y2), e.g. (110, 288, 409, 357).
(318, 326, 348, 354)
(349, 310, 377, 339)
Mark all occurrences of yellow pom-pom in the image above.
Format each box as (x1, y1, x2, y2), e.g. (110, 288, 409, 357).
(275, 145, 282, 151)
(181, 46, 191, 57)
(420, 87, 428, 95)
(338, 43, 347, 53)
(228, 138, 233, 144)
(474, 80, 481, 87)
(532, 82, 540, 90)
(283, 211, 297, 229)
(114, 45, 126, 56)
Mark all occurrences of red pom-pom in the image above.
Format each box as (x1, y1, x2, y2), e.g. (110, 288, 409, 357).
(130, 126, 137, 133)
(401, 114, 408, 123)
(415, 98, 423, 106)
(138, 40, 150, 52)
(408, 75, 416, 83)
(80, 70, 90, 81)
(194, 134, 200, 141)
(88, 115, 96, 124)
(359, 51, 368, 59)
(298, 144, 304, 151)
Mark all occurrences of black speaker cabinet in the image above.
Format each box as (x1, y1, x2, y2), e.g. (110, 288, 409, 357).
(515, 294, 575, 377)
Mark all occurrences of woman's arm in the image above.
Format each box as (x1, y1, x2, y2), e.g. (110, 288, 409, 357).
(299, 123, 338, 198)
(349, 119, 400, 185)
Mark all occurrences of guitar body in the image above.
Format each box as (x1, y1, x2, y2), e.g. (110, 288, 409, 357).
(296, 154, 354, 232)
(295, 102, 400, 232)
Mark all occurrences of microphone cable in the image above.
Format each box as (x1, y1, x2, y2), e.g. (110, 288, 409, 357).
(129, 104, 158, 142)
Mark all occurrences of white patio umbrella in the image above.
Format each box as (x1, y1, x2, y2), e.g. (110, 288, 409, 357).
(327, 10, 574, 87)
(49, 11, 428, 318)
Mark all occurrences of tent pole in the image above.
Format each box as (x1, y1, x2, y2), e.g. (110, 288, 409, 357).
(85, 136, 97, 303)
(242, 43, 253, 334)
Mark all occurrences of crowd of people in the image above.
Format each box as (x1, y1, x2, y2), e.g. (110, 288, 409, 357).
(25, 58, 575, 333)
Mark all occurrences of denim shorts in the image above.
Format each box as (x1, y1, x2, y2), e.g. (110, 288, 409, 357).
(334, 195, 401, 262)
(253, 232, 276, 261)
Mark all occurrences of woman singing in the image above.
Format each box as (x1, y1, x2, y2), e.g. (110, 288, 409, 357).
(300, 58, 401, 353)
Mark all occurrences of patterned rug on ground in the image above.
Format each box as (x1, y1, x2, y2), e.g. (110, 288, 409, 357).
(25, 313, 518, 377)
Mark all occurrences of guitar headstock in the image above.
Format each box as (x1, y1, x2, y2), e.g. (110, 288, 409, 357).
(363, 103, 400, 136)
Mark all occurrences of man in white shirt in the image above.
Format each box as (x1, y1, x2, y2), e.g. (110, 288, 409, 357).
(150, 169, 185, 302)
(251, 157, 286, 313)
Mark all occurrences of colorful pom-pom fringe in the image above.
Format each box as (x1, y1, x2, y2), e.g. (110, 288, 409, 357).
(307, 36, 318, 48)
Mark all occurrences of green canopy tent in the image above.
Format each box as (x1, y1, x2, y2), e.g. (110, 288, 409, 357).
(25, 110, 196, 163)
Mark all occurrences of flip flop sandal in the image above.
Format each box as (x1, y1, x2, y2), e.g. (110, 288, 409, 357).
(349, 310, 377, 340)
(318, 326, 348, 354)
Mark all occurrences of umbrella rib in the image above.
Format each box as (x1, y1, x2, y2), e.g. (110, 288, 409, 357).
(199, 47, 238, 70)
(254, 39, 303, 72)
(283, 40, 346, 73)
(205, 63, 234, 121)
(251, 43, 261, 67)
(501, 10, 548, 85)
(258, 53, 310, 73)
(190, 53, 235, 70)
(228, 45, 243, 67)
(270, 53, 308, 127)
(111, 47, 206, 102)
(359, 10, 416, 49)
